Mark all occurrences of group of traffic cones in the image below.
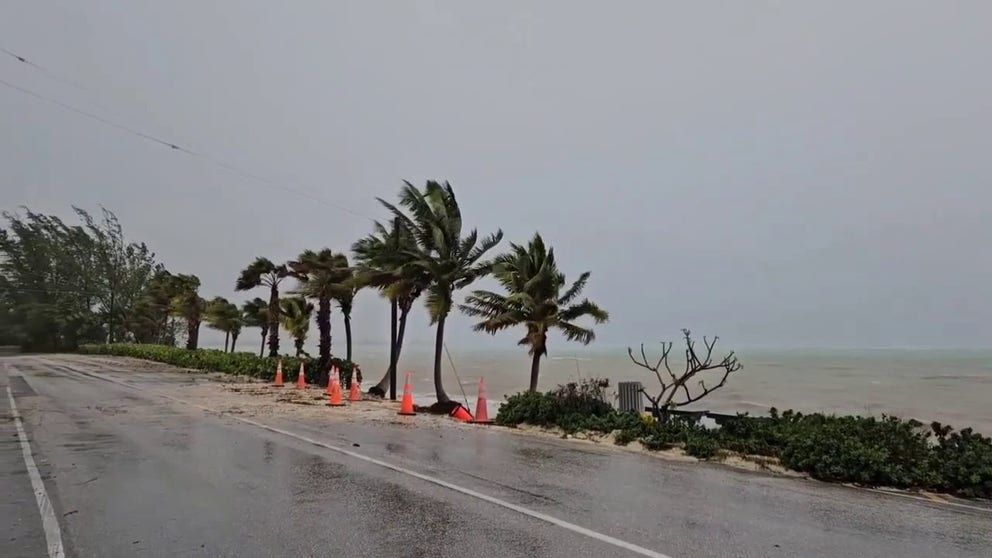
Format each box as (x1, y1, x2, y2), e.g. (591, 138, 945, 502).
(271, 360, 492, 423)
(271, 360, 361, 405)
(325, 365, 362, 406)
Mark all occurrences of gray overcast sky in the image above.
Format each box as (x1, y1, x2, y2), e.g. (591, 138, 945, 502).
(2, 1, 990, 350)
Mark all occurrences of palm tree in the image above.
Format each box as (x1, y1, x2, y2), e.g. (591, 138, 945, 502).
(205, 297, 243, 352)
(235, 257, 288, 357)
(353, 219, 429, 398)
(279, 296, 313, 357)
(333, 262, 361, 362)
(461, 233, 609, 392)
(379, 181, 503, 405)
(288, 249, 350, 374)
(169, 274, 205, 350)
(241, 298, 269, 357)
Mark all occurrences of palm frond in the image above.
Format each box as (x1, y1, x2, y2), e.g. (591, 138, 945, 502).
(559, 299, 609, 323)
(557, 321, 596, 345)
(557, 271, 590, 305)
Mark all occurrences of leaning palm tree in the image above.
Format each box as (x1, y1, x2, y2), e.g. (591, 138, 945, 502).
(461, 233, 609, 392)
(289, 249, 350, 374)
(169, 274, 205, 350)
(379, 180, 503, 405)
(205, 297, 243, 352)
(279, 296, 313, 357)
(353, 219, 429, 398)
(235, 257, 288, 357)
(241, 298, 269, 357)
(333, 263, 361, 362)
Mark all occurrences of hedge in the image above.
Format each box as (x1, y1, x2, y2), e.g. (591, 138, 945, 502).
(77, 344, 360, 387)
(496, 380, 992, 498)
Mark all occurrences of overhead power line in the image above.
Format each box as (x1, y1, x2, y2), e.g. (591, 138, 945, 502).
(1, 48, 374, 221)
(1, 47, 96, 96)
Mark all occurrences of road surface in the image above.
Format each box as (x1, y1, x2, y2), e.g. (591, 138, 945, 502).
(2, 355, 989, 558)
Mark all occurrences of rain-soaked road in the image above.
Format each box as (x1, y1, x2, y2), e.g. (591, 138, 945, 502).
(2, 355, 990, 558)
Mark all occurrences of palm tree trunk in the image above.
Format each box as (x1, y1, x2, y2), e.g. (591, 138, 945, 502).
(387, 299, 399, 399)
(371, 300, 409, 400)
(344, 312, 353, 362)
(395, 304, 410, 378)
(317, 296, 331, 379)
(295, 338, 303, 357)
(186, 319, 200, 350)
(259, 329, 266, 357)
(231, 332, 238, 352)
(224, 331, 230, 353)
(529, 351, 542, 392)
(267, 284, 280, 357)
(433, 313, 450, 403)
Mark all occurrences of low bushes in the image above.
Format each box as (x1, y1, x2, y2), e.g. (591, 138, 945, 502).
(77, 344, 359, 386)
(496, 386, 992, 498)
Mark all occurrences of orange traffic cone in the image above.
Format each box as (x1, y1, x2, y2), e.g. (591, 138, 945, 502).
(325, 365, 338, 396)
(450, 403, 473, 422)
(296, 362, 307, 389)
(398, 372, 416, 416)
(471, 377, 493, 424)
(327, 371, 345, 407)
(272, 360, 284, 387)
(349, 369, 361, 402)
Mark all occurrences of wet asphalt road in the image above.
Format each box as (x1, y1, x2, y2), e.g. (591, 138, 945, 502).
(1, 356, 990, 558)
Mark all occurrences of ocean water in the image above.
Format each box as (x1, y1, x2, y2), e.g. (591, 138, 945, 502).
(348, 345, 992, 433)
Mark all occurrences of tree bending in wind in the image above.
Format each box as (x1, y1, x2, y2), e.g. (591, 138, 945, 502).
(353, 218, 430, 398)
(279, 296, 313, 357)
(241, 297, 269, 357)
(289, 249, 350, 376)
(205, 297, 243, 352)
(379, 181, 503, 405)
(461, 233, 609, 392)
(169, 274, 205, 351)
(235, 257, 288, 357)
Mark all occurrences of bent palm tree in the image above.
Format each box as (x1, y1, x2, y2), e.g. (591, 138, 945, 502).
(235, 258, 288, 357)
(241, 297, 269, 357)
(279, 296, 313, 357)
(169, 274, 205, 350)
(379, 181, 502, 404)
(461, 233, 609, 392)
(353, 219, 428, 397)
(333, 264, 361, 362)
(289, 249, 349, 375)
(205, 297, 242, 352)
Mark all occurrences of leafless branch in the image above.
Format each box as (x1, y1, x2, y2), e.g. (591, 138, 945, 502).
(630, 329, 742, 421)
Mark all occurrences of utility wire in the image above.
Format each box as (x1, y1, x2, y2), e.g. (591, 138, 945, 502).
(1, 47, 95, 96)
(1, 49, 374, 221)
(0, 77, 195, 153)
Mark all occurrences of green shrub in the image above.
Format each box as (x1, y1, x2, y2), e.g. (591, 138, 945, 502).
(548, 379, 614, 417)
(685, 435, 721, 459)
(492, 384, 992, 498)
(496, 378, 614, 429)
(929, 423, 992, 498)
(77, 344, 358, 386)
(613, 428, 637, 446)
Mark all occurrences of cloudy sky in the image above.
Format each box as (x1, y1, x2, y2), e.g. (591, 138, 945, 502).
(2, 2, 990, 350)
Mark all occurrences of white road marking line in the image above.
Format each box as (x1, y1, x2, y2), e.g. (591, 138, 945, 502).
(7, 385, 66, 558)
(55, 362, 675, 558)
(862, 487, 992, 514)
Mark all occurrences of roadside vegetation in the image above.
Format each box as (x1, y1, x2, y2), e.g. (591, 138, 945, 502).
(77, 343, 357, 386)
(496, 378, 992, 499)
(0, 181, 608, 400)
